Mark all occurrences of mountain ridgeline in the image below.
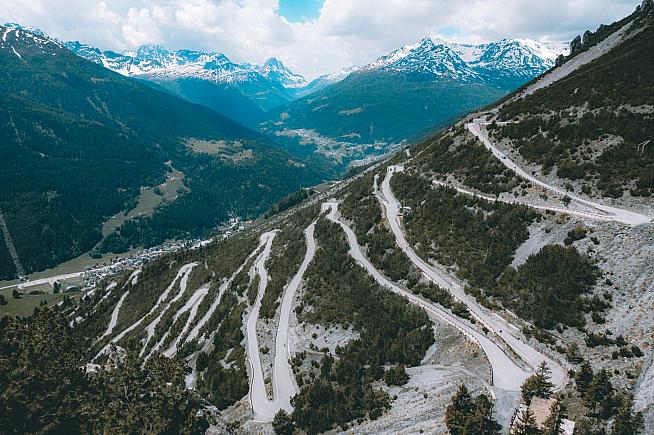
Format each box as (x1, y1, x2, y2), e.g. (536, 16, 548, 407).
(63, 40, 312, 127)
(260, 37, 567, 165)
(56, 26, 566, 168)
(1, 2, 654, 435)
(0, 25, 327, 279)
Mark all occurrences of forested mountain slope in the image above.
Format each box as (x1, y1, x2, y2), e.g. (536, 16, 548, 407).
(0, 25, 328, 279)
(61, 38, 311, 126)
(260, 37, 566, 167)
(1, 3, 653, 435)
(491, 3, 654, 200)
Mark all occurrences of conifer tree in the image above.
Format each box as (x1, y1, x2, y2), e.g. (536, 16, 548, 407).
(445, 384, 474, 434)
(542, 398, 563, 435)
(575, 361, 594, 394)
(583, 369, 614, 416)
(513, 408, 541, 435)
(273, 410, 295, 435)
(521, 361, 554, 404)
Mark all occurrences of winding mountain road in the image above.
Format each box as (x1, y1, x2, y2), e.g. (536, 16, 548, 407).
(431, 180, 616, 222)
(378, 167, 567, 391)
(246, 231, 279, 421)
(467, 122, 652, 225)
(93, 262, 196, 361)
(185, 237, 268, 346)
(246, 223, 317, 422)
(140, 262, 197, 357)
(324, 201, 528, 391)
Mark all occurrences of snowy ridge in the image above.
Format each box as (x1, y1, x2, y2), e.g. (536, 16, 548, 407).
(329, 36, 568, 84)
(256, 57, 307, 88)
(2, 22, 307, 89)
(0, 23, 64, 59)
(64, 41, 306, 88)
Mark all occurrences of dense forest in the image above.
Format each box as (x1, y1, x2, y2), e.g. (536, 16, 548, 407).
(492, 245, 601, 329)
(0, 308, 208, 433)
(0, 26, 329, 276)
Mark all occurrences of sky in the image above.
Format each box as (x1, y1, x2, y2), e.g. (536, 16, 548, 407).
(1, 0, 642, 79)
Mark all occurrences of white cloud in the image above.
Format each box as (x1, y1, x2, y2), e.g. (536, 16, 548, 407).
(122, 7, 164, 46)
(0, 0, 642, 79)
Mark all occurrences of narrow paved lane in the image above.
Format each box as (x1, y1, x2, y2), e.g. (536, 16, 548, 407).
(467, 122, 651, 225)
(379, 168, 566, 390)
(140, 262, 197, 357)
(246, 223, 318, 422)
(0, 208, 25, 277)
(185, 238, 268, 346)
(246, 231, 280, 421)
(272, 222, 317, 416)
(93, 263, 196, 361)
(431, 180, 615, 222)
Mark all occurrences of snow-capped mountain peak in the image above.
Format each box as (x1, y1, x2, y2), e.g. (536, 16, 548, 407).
(256, 57, 307, 88)
(351, 35, 568, 83)
(1, 22, 63, 56)
(469, 38, 569, 76)
(59, 38, 306, 89)
(363, 36, 479, 80)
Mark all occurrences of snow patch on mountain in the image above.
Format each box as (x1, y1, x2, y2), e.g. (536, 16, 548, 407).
(324, 36, 569, 84)
(63, 41, 307, 88)
(256, 57, 307, 88)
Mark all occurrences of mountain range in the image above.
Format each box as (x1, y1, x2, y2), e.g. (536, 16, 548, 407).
(2, 23, 312, 126)
(2, 1, 654, 434)
(6, 22, 566, 162)
(63, 40, 310, 126)
(0, 23, 327, 279)
(261, 36, 567, 166)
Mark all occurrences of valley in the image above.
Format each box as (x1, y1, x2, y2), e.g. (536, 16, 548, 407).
(1, 1, 653, 435)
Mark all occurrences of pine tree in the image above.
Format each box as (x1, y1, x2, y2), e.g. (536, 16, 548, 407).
(466, 394, 502, 435)
(583, 369, 614, 417)
(610, 396, 644, 435)
(445, 384, 475, 435)
(542, 398, 563, 435)
(575, 361, 594, 394)
(521, 361, 554, 404)
(272, 410, 295, 435)
(384, 364, 410, 386)
(513, 408, 541, 435)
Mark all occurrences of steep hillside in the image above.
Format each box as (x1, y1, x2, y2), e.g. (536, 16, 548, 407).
(0, 25, 327, 278)
(492, 5, 654, 201)
(261, 37, 566, 167)
(61, 38, 311, 125)
(1, 3, 653, 435)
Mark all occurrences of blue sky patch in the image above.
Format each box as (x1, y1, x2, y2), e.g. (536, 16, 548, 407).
(278, 0, 324, 22)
